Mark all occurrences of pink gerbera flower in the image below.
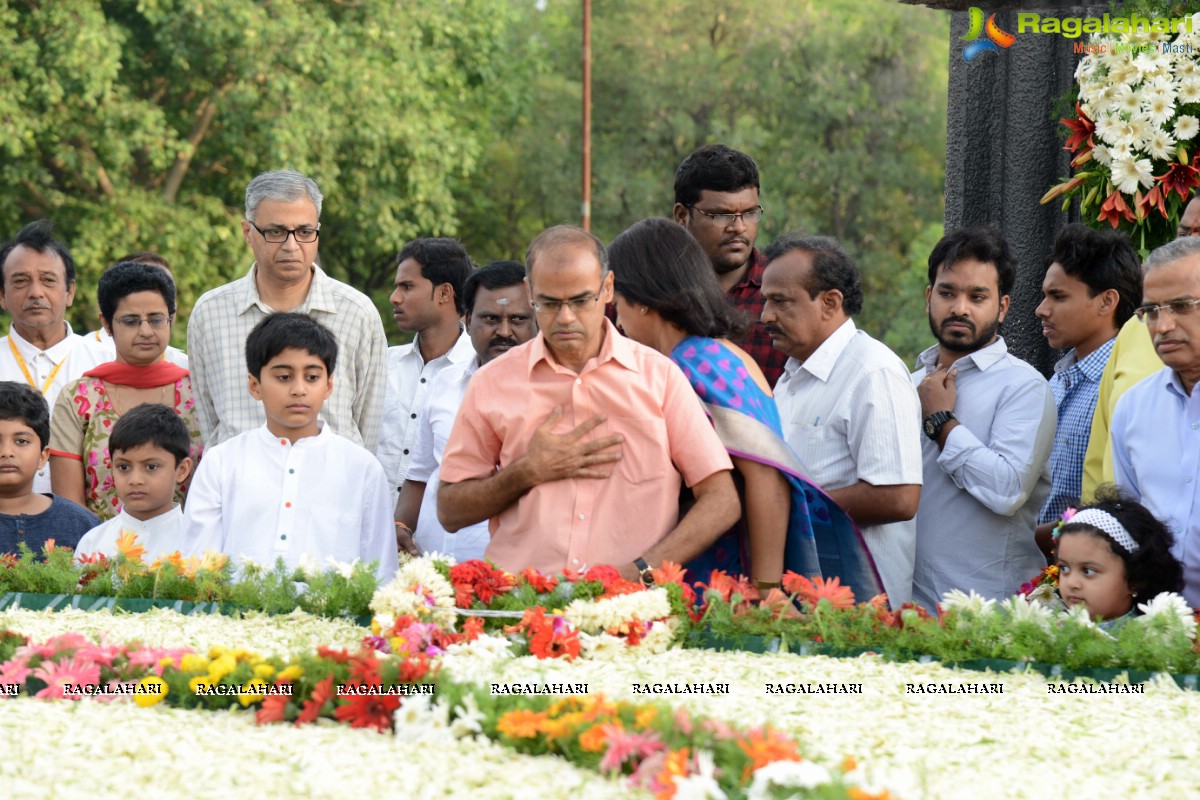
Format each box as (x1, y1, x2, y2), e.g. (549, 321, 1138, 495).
(0, 656, 32, 688)
(598, 727, 666, 773)
(33, 657, 101, 700)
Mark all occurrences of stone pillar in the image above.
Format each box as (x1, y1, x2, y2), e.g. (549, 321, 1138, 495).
(941, 5, 1106, 375)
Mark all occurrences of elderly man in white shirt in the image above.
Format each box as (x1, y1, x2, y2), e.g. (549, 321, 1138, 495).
(394, 261, 537, 560)
(912, 226, 1055, 610)
(0, 220, 108, 492)
(761, 234, 922, 607)
(378, 238, 475, 498)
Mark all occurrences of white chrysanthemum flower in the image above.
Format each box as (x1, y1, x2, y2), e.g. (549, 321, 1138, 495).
(578, 632, 628, 661)
(449, 693, 486, 739)
(747, 760, 833, 798)
(1178, 78, 1200, 105)
(324, 556, 360, 580)
(940, 589, 997, 617)
(369, 557, 457, 627)
(1075, 56, 1098, 83)
(1091, 144, 1114, 166)
(1143, 95, 1177, 127)
(419, 551, 458, 567)
(1001, 595, 1055, 631)
(1146, 128, 1177, 160)
(1125, 115, 1155, 147)
(1065, 602, 1099, 629)
(444, 633, 514, 662)
(1110, 155, 1155, 194)
(1094, 115, 1130, 149)
(673, 751, 727, 800)
(1175, 114, 1200, 141)
(638, 619, 679, 653)
(1136, 592, 1197, 638)
(296, 552, 321, 578)
(1111, 84, 1142, 115)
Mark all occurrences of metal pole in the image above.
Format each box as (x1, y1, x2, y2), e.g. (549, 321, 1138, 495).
(581, 0, 592, 231)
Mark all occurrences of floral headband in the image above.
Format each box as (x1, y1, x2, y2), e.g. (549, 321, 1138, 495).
(1052, 507, 1140, 553)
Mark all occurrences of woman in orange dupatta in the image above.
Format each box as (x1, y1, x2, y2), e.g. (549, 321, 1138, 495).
(48, 262, 200, 520)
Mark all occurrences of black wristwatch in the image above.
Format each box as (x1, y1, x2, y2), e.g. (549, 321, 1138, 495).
(923, 410, 956, 441)
(633, 557, 655, 587)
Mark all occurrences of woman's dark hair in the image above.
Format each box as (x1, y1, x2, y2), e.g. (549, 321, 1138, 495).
(609, 217, 749, 340)
(1058, 487, 1184, 607)
(0, 381, 50, 449)
(97, 261, 177, 326)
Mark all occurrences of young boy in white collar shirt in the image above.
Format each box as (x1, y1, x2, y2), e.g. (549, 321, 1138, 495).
(182, 313, 397, 583)
(75, 403, 192, 560)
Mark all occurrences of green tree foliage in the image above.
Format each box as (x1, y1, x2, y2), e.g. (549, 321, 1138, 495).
(0, 0, 514, 337)
(457, 0, 949, 362)
(0, 0, 947, 361)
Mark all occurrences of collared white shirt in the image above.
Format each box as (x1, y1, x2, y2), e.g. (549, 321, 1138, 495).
(775, 319, 923, 606)
(187, 263, 387, 450)
(378, 327, 475, 495)
(1112, 367, 1200, 609)
(87, 327, 190, 369)
(180, 424, 398, 583)
(405, 356, 489, 561)
(910, 337, 1055, 610)
(76, 505, 185, 561)
(0, 323, 109, 492)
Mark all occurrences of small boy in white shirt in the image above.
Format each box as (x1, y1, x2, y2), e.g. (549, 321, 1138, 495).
(182, 313, 397, 583)
(75, 403, 192, 560)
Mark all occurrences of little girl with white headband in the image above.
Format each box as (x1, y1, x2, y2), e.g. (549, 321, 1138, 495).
(1055, 490, 1185, 625)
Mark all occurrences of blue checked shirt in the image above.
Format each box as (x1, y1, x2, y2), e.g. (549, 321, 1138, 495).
(1038, 337, 1116, 524)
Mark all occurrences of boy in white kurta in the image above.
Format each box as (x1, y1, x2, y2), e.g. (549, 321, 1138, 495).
(75, 403, 193, 560)
(181, 313, 397, 584)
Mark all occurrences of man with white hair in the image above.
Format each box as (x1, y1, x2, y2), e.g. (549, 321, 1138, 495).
(1112, 235, 1200, 609)
(188, 170, 387, 448)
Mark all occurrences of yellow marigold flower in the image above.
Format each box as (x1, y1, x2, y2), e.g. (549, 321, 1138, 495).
(253, 663, 276, 679)
(179, 654, 208, 673)
(278, 665, 304, 682)
(578, 724, 609, 753)
(538, 717, 570, 739)
(134, 676, 168, 708)
(370, 619, 382, 636)
(635, 706, 657, 728)
(842, 756, 858, 773)
(157, 656, 177, 669)
(231, 648, 258, 663)
(496, 709, 548, 739)
(238, 680, 268, 707)
(207, 645, 229, 660)
(207, 654, 238, 682)
(189, 675, 214, 694)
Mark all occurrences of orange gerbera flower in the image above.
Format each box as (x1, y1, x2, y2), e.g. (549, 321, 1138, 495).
(579, 723, 609, 752)
(784, 573, 856, 610)
(115, 530, 147, 563)
(255, 691, 291, 725)
(650, 561, 687, 586)
(738, 729, 802, 779)
(655, 747, 691, 799)
(496, 709, 548, 739)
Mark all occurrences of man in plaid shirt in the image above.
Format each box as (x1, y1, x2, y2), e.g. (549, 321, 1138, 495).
(672, 145, 787, 387)
(1033, 224, 1141, 553)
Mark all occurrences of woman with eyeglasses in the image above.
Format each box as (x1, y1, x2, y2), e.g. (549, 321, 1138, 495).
(608, 218, 882, 600)
(48, 261, 201, 520)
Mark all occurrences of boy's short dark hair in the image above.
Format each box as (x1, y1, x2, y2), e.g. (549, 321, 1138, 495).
(1046, 223, 1142, 327)
(109, 404, 191, 465)
(97, 261, 178, 326)
(245, 312, 338, 379)
(0, 381, 50, 449)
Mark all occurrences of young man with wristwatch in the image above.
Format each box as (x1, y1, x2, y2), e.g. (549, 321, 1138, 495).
(910, 225, 1057, 611)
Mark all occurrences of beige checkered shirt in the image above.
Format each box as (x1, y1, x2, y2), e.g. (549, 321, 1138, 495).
(187, 264, 387, 450)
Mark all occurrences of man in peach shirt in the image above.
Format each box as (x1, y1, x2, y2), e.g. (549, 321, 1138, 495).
(438, 225, 739, 582)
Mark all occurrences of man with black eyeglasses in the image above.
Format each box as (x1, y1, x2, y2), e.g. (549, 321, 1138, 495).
(187, 169, 387, 449)
(673, 144, 787, 387)
(1111, 235, 1200, 609)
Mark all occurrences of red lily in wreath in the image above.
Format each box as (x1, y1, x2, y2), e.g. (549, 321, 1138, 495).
(1061, 102, 1095, 154)
(1156, 160, 1200, 203)
(1098, 189, 1136, 228)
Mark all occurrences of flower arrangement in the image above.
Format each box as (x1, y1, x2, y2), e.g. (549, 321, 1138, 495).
(0, 536, 380, 620)
(1042, 7, 1200, 249)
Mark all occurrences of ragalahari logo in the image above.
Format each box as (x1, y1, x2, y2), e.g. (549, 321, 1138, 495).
(961, 7, 1016, 62)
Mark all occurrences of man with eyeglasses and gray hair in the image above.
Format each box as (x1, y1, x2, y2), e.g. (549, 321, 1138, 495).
(1111, 235, 1200, 609)
(187, 169, 386, 448)
(673, 144, 787, 387)
(437, 225, 738, 582)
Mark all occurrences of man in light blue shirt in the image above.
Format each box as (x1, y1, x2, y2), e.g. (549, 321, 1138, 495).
(1033, 225, 1141, 551)
(1112, 236, 1200, 609)
(912, 226, 1056, 610)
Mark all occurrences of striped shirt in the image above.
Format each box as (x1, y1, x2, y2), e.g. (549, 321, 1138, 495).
(187, 264, 387, 449)
(1038, 337, 1116, 524)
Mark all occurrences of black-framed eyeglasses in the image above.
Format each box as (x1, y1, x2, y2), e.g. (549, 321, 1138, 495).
(531, 285, 604, 315)
(1135, 298, 1200, 323)
(248, 221, 320, 244)
(115, 314, 171, 331)
(688, 205, 765, 227)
